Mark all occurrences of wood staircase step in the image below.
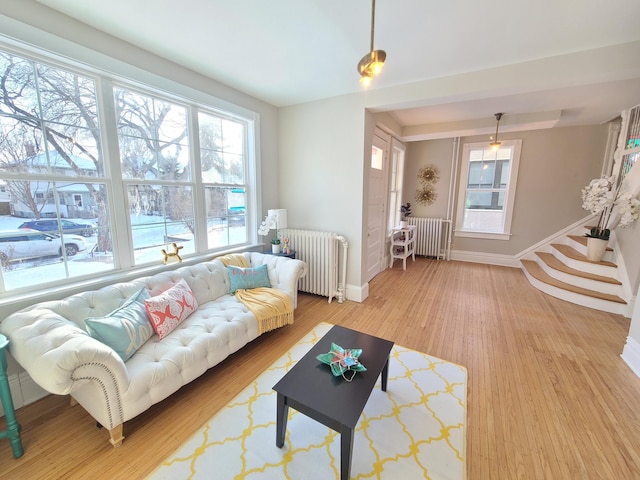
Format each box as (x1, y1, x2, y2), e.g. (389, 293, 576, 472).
(521, 260, 626, 304)
(535, 252, 622, 285)
(567, 235, 613, 251)
(551, 244, 617, 268)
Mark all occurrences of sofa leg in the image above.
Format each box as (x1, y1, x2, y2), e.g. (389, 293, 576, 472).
(69, 396, 78, 407)
(108, 424, 124, 447)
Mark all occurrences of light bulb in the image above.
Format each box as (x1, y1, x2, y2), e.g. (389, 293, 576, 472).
(360, 74, 372, 87)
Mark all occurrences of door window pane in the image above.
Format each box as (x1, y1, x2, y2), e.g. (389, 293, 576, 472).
(371, 145, 383, 170)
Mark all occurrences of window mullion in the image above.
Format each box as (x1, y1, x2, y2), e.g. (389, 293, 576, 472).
(188, 106, 207, 253)
(97, 77, 135, 269)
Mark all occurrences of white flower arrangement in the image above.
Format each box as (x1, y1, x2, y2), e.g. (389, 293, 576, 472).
(257, 217, 272, 236)
(581, 176, 615, 214)
(581, 175, 640, 239)
(616, 191, 640, 228)
(258, 212, 281, 244)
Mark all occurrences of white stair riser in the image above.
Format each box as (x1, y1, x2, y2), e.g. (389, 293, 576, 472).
(522, 268, 628, 315)
(551, 247, 618, 277)
(535, 257, 623, 296)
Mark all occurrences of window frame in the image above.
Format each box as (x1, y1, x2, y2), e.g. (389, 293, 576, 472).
(455, 139, 522, 240)
(0, 42, 258, 295)
(387, 139, 406, 235)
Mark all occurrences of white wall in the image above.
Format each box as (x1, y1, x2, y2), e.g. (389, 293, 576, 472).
(616, 158, 640, 293)
(405, 139, 454, 220)
(617, 221, 640, 294)
(279, 95, 367, 299)
(622, 282, 640, 377)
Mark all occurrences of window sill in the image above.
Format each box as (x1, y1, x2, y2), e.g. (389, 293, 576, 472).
(454, 230, 511, 240)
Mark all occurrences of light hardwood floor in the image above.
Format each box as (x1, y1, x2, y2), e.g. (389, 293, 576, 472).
(2, 259, 640, 479)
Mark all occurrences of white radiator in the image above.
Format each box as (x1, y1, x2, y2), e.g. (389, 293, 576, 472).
(407, 217, 447, 259)
(281, 229, 348, 303)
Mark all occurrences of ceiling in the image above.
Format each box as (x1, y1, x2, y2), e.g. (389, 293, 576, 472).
(33, 0, 640, 137)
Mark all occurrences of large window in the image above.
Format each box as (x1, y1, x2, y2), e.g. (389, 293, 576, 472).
(455, 140, 522, 239)
(0, 47, 254, 293)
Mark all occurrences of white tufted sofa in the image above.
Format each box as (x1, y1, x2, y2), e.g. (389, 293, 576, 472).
(0, 252, 306, 447)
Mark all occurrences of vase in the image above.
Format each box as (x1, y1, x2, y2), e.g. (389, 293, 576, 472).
(271, 243, 281, 254)
(586, 237, 608, 262)
(400, 220, 408, 228)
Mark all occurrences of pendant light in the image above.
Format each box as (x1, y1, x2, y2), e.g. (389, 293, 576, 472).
(357, 0, 386, 86)
(490, 113, 504, 150)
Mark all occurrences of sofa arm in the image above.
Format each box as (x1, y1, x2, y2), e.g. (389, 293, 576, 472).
(248, 253, 307, 308)
(0, 307, 130, 396)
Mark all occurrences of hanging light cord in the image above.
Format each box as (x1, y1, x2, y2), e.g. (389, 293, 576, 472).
(494, 112, 503, 142)
(370, 0, 376, 52)
(357, 0, 386, 83)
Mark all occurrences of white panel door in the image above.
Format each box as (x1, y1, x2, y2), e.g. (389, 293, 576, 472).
(366, 133, 388, 282)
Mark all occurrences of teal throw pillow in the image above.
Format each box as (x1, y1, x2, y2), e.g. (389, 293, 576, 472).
(85, 288, 153, 361)
(228, 264, 271, 294)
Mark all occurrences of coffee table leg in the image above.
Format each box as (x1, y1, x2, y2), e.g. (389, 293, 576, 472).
(381, 356, 390, 392)
(340, 426, 354, 480)
(276, 393, 288, 448)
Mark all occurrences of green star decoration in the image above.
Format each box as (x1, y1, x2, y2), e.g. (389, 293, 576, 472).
(316, 343, 367, 377)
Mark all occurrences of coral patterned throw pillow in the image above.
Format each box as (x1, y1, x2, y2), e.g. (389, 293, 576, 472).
(144, 279, 198, 339)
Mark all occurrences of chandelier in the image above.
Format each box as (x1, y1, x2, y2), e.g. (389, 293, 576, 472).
(357, 0, 386, 86)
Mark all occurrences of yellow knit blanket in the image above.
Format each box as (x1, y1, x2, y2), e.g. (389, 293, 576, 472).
(235, 287, 294, 334)
(216, 253, 294, 334)
(217, 253, 250, 268)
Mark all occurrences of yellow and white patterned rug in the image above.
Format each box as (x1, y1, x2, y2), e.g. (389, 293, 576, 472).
(149, 323, 467, 480)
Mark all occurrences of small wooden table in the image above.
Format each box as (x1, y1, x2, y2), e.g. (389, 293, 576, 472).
(273, 325, 393, 480)
(0, 333, 23, 458)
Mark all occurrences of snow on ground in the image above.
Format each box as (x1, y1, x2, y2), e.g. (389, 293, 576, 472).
(0, 215, 247, 291)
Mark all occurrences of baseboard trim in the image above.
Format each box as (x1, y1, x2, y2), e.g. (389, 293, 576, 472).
(450, 249, 520, 268)
(0, 372, 49, 417)
(515, 214, 595, 260)
(345, 283, 367, 303)
(622, 336, 640, 378)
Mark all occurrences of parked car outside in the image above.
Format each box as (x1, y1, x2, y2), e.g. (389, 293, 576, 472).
(0, 230, 87, 263)
(18, 219, 95, 237)
(228, 206, 245, 227)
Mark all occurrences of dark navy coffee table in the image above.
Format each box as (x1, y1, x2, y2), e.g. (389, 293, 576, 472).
(273, 325, 393, 480)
